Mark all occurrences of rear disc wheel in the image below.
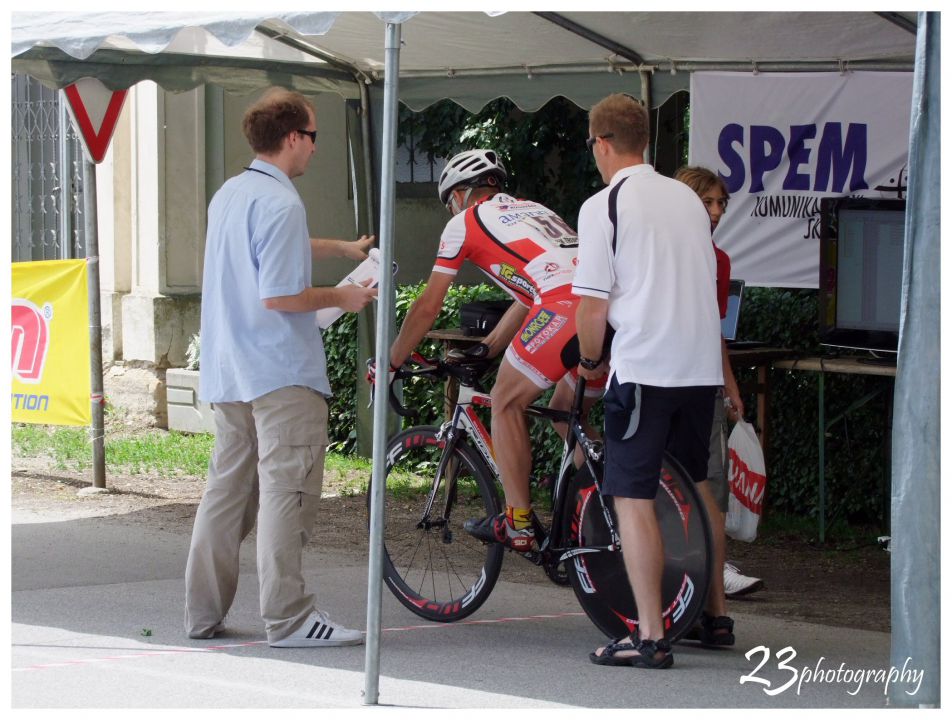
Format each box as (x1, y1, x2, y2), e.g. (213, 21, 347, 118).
(564, 458, 712, 642)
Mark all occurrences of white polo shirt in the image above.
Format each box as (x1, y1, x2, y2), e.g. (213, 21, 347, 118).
(572, 164, 723, 388)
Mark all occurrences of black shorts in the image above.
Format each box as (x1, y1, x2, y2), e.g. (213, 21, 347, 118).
(601, 377, 717, 500)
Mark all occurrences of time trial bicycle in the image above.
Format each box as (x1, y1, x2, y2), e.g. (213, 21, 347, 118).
(370, 354, 712, 641)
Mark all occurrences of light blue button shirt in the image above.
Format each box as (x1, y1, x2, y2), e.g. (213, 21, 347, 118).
(199, 158, 331, 402)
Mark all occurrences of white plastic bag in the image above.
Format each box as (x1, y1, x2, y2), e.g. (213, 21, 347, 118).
(725, 420, 767, 542)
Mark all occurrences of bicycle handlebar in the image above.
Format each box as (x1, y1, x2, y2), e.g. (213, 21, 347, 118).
(385, 355, 495, 419)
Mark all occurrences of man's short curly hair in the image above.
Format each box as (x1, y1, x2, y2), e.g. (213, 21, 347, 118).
(242, 89, 314, 155)
(589, 93, 649, 155)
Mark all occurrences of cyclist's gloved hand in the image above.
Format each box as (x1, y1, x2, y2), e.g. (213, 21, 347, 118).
(446, 342, 490, 364)
(366, 357, 398, 407)
(366, 357, 400, 384)
(406, 351, 433, 368)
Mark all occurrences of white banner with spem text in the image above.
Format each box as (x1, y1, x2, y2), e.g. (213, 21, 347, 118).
(689, 72, 913, 288)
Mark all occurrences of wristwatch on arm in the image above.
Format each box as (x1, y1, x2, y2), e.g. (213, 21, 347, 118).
(579, 354, 602, 371)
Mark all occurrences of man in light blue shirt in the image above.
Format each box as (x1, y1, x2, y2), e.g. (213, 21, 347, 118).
(185, 88, 376, 648)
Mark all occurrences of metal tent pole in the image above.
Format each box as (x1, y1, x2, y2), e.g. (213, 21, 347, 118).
(57, 98, 73, 259)
(82, 157, 107, 489)
(364, 20, 401, 706)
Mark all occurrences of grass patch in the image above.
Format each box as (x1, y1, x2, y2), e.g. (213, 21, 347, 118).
(12, 424, 374, 489)
(13, 424, 214, 476)
(324, 453, 372, 496)
(12, 425, 90, 467)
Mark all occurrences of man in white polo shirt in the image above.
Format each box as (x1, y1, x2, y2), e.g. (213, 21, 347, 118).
(573, 93, 723, 669)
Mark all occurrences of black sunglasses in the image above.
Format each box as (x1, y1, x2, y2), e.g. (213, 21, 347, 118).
(297, 129, 317, 144)
(586, 133, 614, 150)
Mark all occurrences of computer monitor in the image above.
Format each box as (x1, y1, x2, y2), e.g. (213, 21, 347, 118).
(818, 197, 906, 354)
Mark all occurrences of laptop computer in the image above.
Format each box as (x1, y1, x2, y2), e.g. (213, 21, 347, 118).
(723, 279, 766, 349)
(721, 279, 744, 341)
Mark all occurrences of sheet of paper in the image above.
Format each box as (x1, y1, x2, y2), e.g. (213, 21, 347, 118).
(316, 248, 396, 329)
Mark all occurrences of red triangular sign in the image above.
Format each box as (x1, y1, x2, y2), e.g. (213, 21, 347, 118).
(63, 78, 128, 164)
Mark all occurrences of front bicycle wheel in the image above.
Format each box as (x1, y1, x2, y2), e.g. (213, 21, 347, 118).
(563, 456, 712, 642)
(369, 426, 504, 622)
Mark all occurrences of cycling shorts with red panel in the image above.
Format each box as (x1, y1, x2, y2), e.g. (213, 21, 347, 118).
(504, 293, 607, 397)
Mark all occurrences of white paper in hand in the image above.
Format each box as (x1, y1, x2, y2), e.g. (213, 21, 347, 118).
(316, 248, 392, 330)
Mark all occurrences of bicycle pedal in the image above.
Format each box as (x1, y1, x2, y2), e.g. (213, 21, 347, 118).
(519, 550, 545, 566)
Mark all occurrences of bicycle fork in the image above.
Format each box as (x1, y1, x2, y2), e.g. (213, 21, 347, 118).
(554, 433, 623, 566)
(415, 422, 464, 543)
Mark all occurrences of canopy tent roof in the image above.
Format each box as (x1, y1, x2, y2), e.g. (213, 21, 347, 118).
(12, 11, 918, 111)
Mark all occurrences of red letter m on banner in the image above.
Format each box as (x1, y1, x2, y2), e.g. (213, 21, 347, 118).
(12, 299, 50, 384)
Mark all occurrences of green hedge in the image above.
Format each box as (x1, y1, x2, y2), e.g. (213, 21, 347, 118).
(324, 284, 891, 526)
(736, 288, 891, 527)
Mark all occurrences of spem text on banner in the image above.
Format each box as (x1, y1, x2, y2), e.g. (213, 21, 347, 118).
(690, 72, 913, 288)
(12, 259, 92, 425)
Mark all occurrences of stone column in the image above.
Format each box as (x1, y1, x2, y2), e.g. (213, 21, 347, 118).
(102, 83, 206, 426)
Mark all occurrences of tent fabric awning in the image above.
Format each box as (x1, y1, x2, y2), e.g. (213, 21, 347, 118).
(13, 46, 360, 98)
(12, 11, 917, 110)
(10, 11, 343, 60)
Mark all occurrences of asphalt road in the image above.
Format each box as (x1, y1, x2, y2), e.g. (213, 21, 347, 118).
(11, 505, 908, 710)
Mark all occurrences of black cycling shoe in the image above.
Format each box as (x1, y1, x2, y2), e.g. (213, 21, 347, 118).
(464, 512, 536, 552)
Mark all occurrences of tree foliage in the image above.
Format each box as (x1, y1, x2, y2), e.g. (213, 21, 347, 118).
(399, 97, 602, 227)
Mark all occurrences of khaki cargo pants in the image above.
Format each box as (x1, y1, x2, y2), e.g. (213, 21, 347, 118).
(184, 385, 328, 643)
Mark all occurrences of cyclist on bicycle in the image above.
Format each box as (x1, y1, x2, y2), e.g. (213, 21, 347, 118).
(382, 149, 605, 552)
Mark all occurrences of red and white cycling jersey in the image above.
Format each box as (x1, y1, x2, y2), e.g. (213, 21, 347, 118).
(434, 193, 579, 304)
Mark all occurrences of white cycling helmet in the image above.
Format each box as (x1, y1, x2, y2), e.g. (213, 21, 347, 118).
(438, 149, 508, 205)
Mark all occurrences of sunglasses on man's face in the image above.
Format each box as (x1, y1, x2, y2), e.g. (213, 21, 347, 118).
(586, 133, 614, 150)
(297, 129, 317, 144)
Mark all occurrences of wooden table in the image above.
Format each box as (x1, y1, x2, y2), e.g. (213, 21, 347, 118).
(774, 355, 897, 542)
(425, 327, 486, 347)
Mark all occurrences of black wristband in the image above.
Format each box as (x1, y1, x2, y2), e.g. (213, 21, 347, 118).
(579, 355, 601, 371)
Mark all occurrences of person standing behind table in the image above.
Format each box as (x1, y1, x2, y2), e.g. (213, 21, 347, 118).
(185, 88, 377, 648)
(673, 166, 765, 649)
(573, 94, 723, 669)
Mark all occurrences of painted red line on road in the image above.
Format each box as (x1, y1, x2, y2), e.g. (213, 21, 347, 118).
(381, 611, 586, 633)
(13, 611, 587, 672)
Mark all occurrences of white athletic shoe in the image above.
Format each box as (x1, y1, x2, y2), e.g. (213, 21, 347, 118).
(269, 611, 364, 648)
(724, 562, 765, 598)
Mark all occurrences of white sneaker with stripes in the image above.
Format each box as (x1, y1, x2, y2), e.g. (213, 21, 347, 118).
(724, 561, 765, 598)
(270, 611, 364, 648)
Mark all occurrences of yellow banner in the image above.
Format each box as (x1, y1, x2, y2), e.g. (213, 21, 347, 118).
(12, 259, 91, 426)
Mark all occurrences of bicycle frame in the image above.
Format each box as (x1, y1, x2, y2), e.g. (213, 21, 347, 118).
(431, 375, 620, 563)
(381, 358, 713, 637)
